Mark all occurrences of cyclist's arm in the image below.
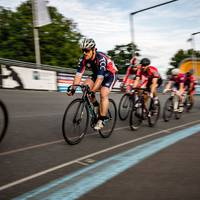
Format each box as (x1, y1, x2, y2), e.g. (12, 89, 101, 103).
(151, 77, 158, 94)
(133, 76, 140, 88)
(164, 81, 172, 91)
(179, 82, 184, 94)
(73, 74, 82, 86)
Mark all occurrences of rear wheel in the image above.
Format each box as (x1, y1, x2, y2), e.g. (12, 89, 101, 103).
(62, 99, 89, 145)
(99, 99, 117, 138)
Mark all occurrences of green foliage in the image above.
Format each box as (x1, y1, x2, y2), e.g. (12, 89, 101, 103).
(107, 43, 140, 74)
(0, 1, 82, 68)
(169, 49, 200, 68)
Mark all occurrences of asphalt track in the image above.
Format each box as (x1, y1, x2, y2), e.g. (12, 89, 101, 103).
(0, 89, 200, 200)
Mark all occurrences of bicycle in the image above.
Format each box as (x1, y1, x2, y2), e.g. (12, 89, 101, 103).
(62, 84, 117, 145)
(163, 89, 183, 122)
(129, 88, 160, 130)
(183, 92, 193, 112)
(118, 85, 136, 120)
(0, 100, 9, 143)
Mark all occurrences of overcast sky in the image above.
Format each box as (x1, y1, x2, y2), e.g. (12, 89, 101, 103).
(1, 0, 200, 77)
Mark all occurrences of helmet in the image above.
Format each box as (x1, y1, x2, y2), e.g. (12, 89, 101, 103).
(81, 38, 96, 49)
(140, 58, 151, 66)
(171, 68, 180, 76)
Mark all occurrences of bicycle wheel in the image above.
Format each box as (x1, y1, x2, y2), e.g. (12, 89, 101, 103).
(0, 101, 8, 143)
(148, 99, 160, 127)
(99, 99, 117, 138)
(118, 93, 132, 120)
(184, 95, 193, 112)
(129, 100, 143, 131)
(62, 99, 89, 145)
(163, 98, 173, 122)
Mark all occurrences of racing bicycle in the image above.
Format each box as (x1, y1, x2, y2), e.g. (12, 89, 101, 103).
(129, 88, 160, 130)
(163, 89, 183, 122)
(62, 85, 117, 145)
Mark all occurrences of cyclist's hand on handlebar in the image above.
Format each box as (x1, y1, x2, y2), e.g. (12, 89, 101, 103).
(67, 87, 75, 96)
(88, 90, 96, 98)
(163, 88, 169, 94)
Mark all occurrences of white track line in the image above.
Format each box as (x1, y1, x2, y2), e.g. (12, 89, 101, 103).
(0, 119, 200, 191)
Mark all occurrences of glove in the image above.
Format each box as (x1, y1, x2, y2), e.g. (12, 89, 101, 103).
(67, 87, 75, 96)
(150, 93, 154, 98)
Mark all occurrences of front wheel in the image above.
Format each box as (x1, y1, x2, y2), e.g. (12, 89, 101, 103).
(118, 93, 132, 120)
(99, 99, 117, 138)
(62, 98, 89, 145)
(148, 98, 160, 127)
(0, 101, 9, 143)
(129, 101, 143, 131)
(163, 98, 174, 122)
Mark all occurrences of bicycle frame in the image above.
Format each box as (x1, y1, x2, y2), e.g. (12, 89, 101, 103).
(69, 84, 98, 126)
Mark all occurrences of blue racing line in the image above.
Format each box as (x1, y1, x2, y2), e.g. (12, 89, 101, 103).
(14, 124, 200, 200)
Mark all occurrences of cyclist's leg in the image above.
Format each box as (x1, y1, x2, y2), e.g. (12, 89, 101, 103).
(94, 72, 116, 130)
(126, 79, 134, 93)
(84, 77, 98, 105)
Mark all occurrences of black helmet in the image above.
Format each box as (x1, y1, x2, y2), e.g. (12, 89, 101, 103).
(140, 58, 151, 66)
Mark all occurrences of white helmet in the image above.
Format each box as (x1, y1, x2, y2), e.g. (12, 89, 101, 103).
(171, 68, 180, 75)
(81, 38, 96, 49)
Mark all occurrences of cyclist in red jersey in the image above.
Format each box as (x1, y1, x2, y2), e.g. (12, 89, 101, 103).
(163, 68, 186, 112)
(133, 58, 162, 104)
(120, 57, 138, 93)
(67, 38, 117, 130)
(184, 69, 197, 106)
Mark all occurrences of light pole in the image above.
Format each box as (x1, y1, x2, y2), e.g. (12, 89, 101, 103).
(129, 0, 179, 57)
(189, 32, 200, 75)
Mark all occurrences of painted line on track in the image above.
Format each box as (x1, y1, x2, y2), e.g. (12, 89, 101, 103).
(1, 119, 200, 192)
(13, 124, 200, 200)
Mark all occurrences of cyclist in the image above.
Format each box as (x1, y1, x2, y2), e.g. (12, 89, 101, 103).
(163, 68, 185, 112)
(133, 58, 162, 106)
(67, 38, 118, 130)
(184, 69, 197, 107)
(120, 56, 138, 93)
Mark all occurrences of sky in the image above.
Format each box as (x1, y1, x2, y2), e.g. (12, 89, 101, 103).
(1, 0, 200, 78)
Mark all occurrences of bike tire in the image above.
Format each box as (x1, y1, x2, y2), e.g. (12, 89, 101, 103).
(129, 100, 143, 131)
(184, 95, 193, 112)
(163, 98, 173, 122)
(62, 98, 89, 145)
(0, 100, 8, 143)
(118, 93, 132, 120)
(99, 99, 117, 138)
(148, 99, 160, 127)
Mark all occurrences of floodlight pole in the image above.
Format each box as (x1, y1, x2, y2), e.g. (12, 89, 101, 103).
(191, 32, 200, 76)
(129, 0, 179, 57)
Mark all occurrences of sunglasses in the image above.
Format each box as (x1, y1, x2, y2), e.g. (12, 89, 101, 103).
(82, 48, 91, 53)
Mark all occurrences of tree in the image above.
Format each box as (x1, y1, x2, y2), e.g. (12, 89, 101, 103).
(107, 43, 140, 74)
(0, 1, 82, 68)
(169, 49, 200, 68)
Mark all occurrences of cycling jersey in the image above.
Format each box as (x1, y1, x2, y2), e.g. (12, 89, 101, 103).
(76, 51, 117, 78)
(136, 65, 161, 79)
(185, 74, 197, 93)
(136, 65, 162, 89)
(169, 73, 186, 90)
(123, 65, 137, 83)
